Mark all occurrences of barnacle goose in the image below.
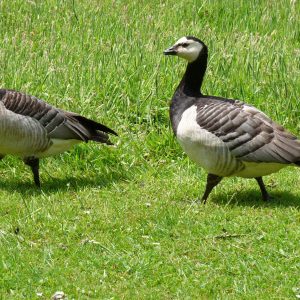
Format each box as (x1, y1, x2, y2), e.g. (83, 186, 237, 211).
(164, 36, 300, 203)
(0, 89, 117, 186)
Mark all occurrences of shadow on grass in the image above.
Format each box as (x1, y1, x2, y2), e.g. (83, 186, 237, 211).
(0, 168, 129, 196)
(210, 189, 300, 208)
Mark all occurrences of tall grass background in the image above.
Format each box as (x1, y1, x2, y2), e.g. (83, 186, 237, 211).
(0, 0, 299, 298)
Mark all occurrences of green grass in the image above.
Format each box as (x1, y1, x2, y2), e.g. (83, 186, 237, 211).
(0, 0, 300, 298)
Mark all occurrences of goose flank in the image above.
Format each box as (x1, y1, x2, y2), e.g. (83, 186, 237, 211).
(0, 89, 117, 187)
(164, 36, 300, 203)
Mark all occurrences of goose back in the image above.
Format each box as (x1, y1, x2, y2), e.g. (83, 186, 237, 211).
(0, 89, 117, 158)
(194, 96, 300, 165)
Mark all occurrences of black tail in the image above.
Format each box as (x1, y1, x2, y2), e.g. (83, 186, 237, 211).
(69, 114, 118, 145)
(73, 115, 118, 136)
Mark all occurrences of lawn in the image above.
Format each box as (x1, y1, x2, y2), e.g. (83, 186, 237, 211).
(0, 0, 299, 299)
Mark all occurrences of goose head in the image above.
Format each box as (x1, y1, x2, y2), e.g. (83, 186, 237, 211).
(164, 36, 206, 63)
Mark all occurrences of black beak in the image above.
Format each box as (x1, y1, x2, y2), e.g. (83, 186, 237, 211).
(163, 46, 177, 55)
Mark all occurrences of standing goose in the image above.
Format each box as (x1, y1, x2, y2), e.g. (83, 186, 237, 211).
(0, 89, 117, 187)
(164, 36, 300, 203)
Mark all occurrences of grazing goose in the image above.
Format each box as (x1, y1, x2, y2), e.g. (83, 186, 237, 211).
(0, 89, 117, 186)
(164, 36, 300, 203)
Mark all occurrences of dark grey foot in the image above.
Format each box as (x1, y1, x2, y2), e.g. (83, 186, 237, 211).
(201, 173, 223, 204)
(255, 177, 272, 201)
(263, 194, 274, 201)
(23, 157, 41, 187)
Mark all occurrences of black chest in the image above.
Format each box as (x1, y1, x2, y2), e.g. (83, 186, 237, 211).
(169, 92, 196, 135)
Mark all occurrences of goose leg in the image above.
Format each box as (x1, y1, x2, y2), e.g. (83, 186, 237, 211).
(23, 157, 41, 187)
(255, 177, 271, 201)
(201, 173, 222, 204)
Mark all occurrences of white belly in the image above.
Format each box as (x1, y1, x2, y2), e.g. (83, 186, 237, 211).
(37, 139, 80, 158)
(176, 105, 243, 176)
(233, 161, 286, 178)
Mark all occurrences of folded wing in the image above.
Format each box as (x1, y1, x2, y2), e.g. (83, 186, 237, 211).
(0, 89, 117, 145)
(196, 96, 300, 165)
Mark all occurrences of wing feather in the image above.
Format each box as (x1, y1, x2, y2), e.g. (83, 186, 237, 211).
(195, 96, 300, 165)
(0, 89, 116, 144)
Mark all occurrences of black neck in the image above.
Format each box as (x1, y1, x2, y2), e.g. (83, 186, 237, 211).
(176, 46, 208, 97)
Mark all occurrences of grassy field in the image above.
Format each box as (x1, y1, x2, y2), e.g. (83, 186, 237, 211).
(0, 0, 300, 298)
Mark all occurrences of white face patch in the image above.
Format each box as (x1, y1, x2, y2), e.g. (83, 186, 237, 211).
(173, 37, 204, 63)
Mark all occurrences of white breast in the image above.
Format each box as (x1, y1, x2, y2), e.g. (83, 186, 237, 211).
(176, 105, 243, 176)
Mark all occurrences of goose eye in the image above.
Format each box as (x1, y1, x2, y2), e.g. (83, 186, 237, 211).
(181, 43, 189, 47)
